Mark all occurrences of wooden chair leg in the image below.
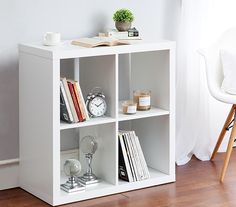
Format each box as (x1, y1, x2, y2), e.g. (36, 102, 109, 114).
(220, 118, 236, 182)
(211, 105, 235, 160)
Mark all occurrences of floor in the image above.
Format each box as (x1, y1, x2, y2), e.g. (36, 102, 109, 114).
(1, 150, 236, 207)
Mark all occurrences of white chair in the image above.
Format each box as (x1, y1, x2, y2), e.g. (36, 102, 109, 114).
(200, 28, 236, 182)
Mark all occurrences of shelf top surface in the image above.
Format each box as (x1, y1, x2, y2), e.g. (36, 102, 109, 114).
(19, 39, 175, 59)
(60, 116, 116, 130)
(118, 106, 169, 121)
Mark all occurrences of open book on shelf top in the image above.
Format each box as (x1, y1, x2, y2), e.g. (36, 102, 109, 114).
(71, 37, 130, 48)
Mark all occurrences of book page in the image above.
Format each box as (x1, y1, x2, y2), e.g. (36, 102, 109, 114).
(72, 37, 130, 47)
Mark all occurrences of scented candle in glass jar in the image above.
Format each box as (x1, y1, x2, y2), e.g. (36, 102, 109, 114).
(122, 100, 137, 114)
(133, 90, 151, 111)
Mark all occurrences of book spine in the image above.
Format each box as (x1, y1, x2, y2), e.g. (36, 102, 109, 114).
(123, 132, 137, 181)
(60, 81, 73, 122)
(60, 87, 72, 123)
(67, 82, 83, 122)
(76, 82, 90, 120)
(130, 131, 144, 180)
(119, 134, 133, 182)
(133, 134, 147, 180)
(118, 135, 129, 181)
(102, 31, 140, 40)
(61, 78, 79, 122)
(126, 132, 141, 181)
(121, 132, 136, 181)
(71, 82, 86, 121)
(106, 30, 129, 37)
(134, 134, 150, 179)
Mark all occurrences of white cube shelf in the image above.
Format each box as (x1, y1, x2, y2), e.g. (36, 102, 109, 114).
(19, 40, 176, 206)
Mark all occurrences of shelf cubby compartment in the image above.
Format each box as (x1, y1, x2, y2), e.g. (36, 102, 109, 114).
(60, 54, 116, 129)
(59, 122, 117, 204)
(79, 55, 116, 118)
(118, 50, 170, 122)
(118, 115, 172, 186)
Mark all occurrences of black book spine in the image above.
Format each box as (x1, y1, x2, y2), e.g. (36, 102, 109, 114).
(60, 88, 72, 123)
(119, 139, 129, 181)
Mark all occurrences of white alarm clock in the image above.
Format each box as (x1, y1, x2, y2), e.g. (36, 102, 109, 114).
(86, 87, 107, 117)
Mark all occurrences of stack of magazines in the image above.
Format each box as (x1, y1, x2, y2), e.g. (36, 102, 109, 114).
(118, 130, 150, 182)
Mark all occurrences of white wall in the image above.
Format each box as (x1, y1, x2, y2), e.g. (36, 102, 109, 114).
(0, 0, 180, 189)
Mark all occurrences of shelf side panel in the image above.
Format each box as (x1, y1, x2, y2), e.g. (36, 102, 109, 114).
(169, 47, 176, 177)
(19, 52, 60, 205)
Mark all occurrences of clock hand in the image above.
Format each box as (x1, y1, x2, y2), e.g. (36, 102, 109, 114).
(98, 102, 103, 107)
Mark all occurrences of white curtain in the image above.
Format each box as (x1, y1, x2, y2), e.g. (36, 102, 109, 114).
(176, 0, 236, 165)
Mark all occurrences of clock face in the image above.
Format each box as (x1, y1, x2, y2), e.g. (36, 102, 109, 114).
(88, 96, 107, 117)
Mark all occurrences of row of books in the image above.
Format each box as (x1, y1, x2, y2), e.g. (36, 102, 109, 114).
(60, 77, 89, 123)
(118, 130, 150, 182)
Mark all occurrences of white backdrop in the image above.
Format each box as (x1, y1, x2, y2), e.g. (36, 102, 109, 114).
(176, 0, 236, 165)
(0, 0, 180, 161)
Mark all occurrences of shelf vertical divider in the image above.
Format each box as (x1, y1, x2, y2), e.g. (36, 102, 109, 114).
(115, 54, 119, 185)
(74, 58, 80, 82)
(169, 43, 176, 178)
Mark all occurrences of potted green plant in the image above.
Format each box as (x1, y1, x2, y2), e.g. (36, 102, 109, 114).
(113, 9, 134, 31)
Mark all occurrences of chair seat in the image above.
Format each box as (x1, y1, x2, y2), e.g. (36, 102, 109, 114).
(213, 87, 236, 104)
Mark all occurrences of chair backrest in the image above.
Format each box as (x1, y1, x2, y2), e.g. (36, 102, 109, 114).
(200, 28, 236, 101)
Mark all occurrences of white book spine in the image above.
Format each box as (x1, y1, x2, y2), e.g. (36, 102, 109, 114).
(119, 134, 133, 182)
(130, 131, 145, 180)
(99, 32, 141, 40)
(60, 81, 74, 122)
(125, 132, 139, 181)
(128, 132, 143, 181)
(134, 134, 150, 179)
